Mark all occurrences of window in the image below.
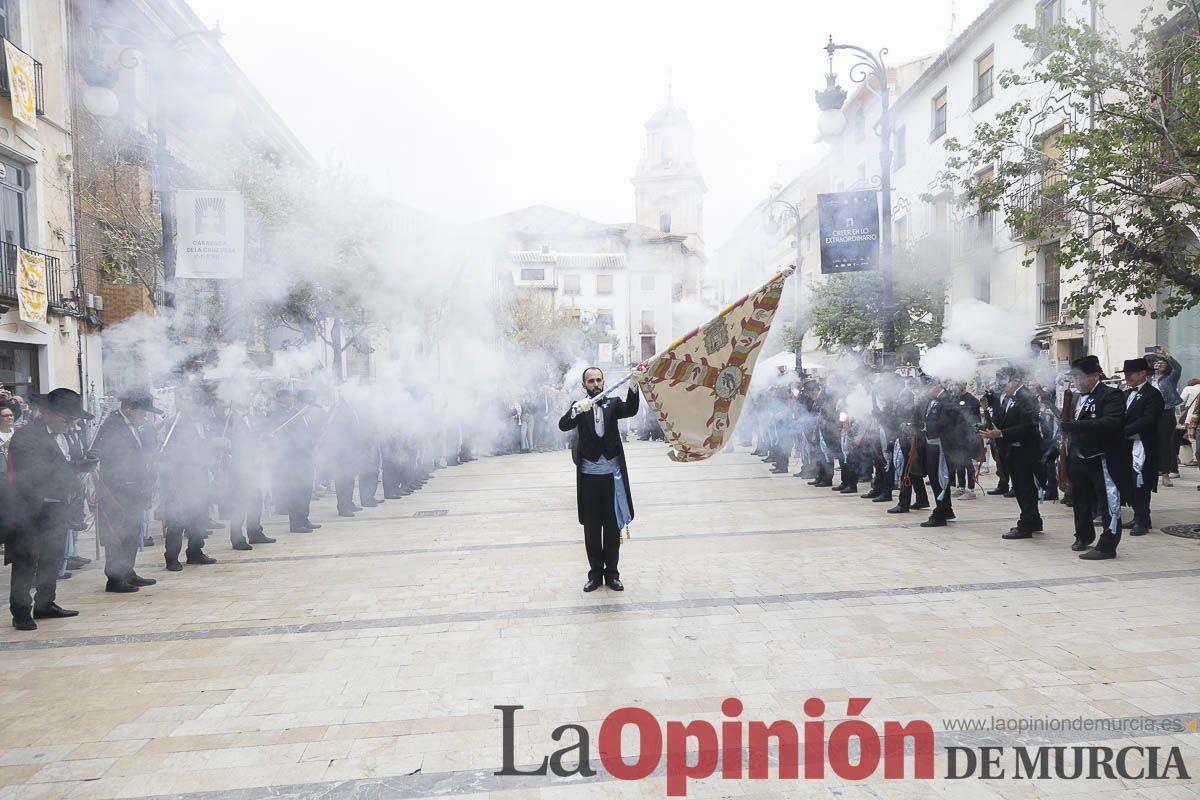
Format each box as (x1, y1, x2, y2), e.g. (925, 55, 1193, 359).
(562, 273, 580, 294)
(893, 126, 907, 170)
(1038, 241, 1062, 323)
(640, 275, 655, 291)
(659, 211, 672, 233)
(596, 308, 614, 328)
(1035, 0, 1063, 60)
(930, 89, 948, 141)
(0, 341, 38, 397)
(975, 263, 992, 303)
(641, 335, 656, 361)
(641, 310, 655, 334)
(974, 166, 996, 247)
(856, 162, 867, 186)
(1040, 126, 1065, 187)
(853, 106, 866, 143)
(520, 268, 544, 281)
(0, 1, 10, 41)
(894, 216, 909, 248)
(973, 48, 994, 109)
(0, 157, 27, 248)
(596, 274, 613, 294)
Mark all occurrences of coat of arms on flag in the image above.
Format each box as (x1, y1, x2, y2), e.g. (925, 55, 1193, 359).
(632, 267, 793, 462)
(16, 247, 47, 323)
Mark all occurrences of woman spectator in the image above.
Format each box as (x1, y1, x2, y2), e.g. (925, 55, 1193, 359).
(1147, 347, 1182, 485)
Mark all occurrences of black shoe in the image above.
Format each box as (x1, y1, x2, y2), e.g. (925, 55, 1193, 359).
(872, 494, 894, 503)
(831, 483, 847, 492)
(1070, 540, 1091, 552)
(302, 522, 322, 529)
(839, 485, 859, 494)
(66, 556, 91, 570)
(1002, 530, 1033, 540)
(337, 511, 355, 517)
(1045, 493, 1059, 502)
(812, 480, 833, 488)
(769, 467, 789, 473)
(248, 533, 276, 544)
(945, 510, 957, 520)
(792, 472, 806, 477)
(361, 499, 381, 507)
(142, 536, 154, 546)
(986, 487, 1009, 496)
(1129, 524, 1149, 536)
(911, 503, 930, 510)
(887, 505, 909, 514)
(1004, 490, 1017, 498)
(33, 603, 79, 619)
(807, 479, 821, 485)
(1079, 549, 1115, 560)
(860, 489, 881, 499)
(919, 518, 947, 527)
(583, 578, 602, 592)
(57, 571, 72, 580)
(106, 579, 139, 593)
(231, 540, 253, 551)
(165, 558, 184, 572)
(185, 552, 217, 565)
(289, 525, 315, 533)
(607, 578, 624, 591)
(12, 615, 36, 631)
(384, 493, 403, 499)
(128, 573, 156, 587)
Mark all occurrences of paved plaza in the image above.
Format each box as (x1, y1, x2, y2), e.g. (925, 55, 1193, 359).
(1, 442, 1198, 799)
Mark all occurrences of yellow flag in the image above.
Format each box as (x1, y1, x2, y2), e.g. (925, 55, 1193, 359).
(17, 247, 47, 323)
(4, 40, 36, 128)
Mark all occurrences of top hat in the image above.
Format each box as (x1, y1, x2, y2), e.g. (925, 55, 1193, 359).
(1122, 358, 1151, 375)
(33, 388, 94, 420)
(1070, 355, 1104, 376)
(120, 388, 165, 415)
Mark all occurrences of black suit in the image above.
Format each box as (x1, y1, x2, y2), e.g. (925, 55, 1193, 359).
(1065, 382, 1130, 554)
(559, 388, 639, 582)
(997, 386, 1045, 533)
(91, 411, 156, 581)
(1123, 381, 1163, 527)
(226, 410, 267, 542)
(159, 411, 218, 563)
(7, 422, 90, 617)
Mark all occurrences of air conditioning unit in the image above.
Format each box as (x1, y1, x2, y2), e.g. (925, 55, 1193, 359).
(84, 293, 95, 309)
(93, 294, 104, 311)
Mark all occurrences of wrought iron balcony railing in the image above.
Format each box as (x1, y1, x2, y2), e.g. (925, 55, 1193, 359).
(1037, 280, 1061, 325)
(0, 43, 45, 116)
(1008, 175, 1067, 239)
(0, 242, 66, 310)
(970, 83, 993, 110)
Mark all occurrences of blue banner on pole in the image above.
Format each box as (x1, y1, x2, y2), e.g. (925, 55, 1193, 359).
(818, 190, 880, 274)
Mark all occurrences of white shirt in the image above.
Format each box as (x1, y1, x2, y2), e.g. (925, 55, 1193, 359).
(47, 424, 71, 461)
(1126, 380, 1149, 411)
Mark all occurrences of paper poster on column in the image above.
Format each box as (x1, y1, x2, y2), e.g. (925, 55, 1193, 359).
(3, 40, 37, 128)
(174, 190, 245, 279)
(17, 247, 47, 323)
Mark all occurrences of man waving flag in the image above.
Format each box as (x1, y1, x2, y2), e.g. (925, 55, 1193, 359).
(632, 267, 793, 462)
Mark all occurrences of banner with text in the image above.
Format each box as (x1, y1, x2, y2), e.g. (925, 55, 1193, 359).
(174, 190, 245, 279)
(4, 40, 36, 128)
(818, 190, 880, 274)
(17, 248, 47, 323)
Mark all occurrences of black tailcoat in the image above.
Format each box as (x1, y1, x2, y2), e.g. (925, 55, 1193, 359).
(558, 389, 639, 526)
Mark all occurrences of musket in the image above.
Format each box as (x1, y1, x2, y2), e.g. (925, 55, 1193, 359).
(1057, 387, 1074, 495)
(973, 394, 992, 484)
(899, 390, 920, 490)
(158, 412, 182, 453)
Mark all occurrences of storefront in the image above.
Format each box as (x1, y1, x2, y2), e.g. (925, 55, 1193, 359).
(0, 339, 39, 397)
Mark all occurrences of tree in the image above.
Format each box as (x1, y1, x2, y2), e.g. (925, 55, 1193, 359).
(940, 0, 1200, 319)
(809, 249, 946, 357)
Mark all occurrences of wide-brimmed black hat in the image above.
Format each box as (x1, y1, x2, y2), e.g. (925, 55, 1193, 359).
(1122, 358, 1151, 375)
(33, 388, 94, 420)
(120, 388, 165, 415)
(1070, 355, 1105, 376)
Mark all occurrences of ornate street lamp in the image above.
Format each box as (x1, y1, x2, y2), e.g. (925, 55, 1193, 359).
(766, 189, 806, 375)
(818, 35, 897, 365)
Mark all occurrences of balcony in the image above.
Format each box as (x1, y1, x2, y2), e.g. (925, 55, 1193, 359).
(1037, 280, 1061, 325)
(953, 213, 995, 257)
(970, 83, 993, 111)
(0, 242, 66, 311)
(0, 43, 45, 117)
(1008, 176, 1067, 239)
(928, 120, 947, 143)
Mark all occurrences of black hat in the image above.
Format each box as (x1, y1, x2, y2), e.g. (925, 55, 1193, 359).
(1122, 358, 1151, 375)
(32, 388, 94, 420)
(1070, 355, 1104, 376)
(120, 388, 165, 415)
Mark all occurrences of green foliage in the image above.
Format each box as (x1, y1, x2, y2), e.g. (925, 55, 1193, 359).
(939, 0, 1200, 319)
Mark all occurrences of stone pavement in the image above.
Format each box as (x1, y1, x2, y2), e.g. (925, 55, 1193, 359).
(0, 442, 1198, 799)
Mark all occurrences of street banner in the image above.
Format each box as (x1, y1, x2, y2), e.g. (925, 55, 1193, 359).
(818, 190, 880, 274)
(174, 190, 245, 279)
(16, 247, 47, 323)
(3, 40, 36, 128)
(632, 268, 791, 462)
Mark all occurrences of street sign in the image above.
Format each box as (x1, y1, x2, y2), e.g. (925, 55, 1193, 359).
(173, 189, 245, 280)
(817, 190, 880, 274)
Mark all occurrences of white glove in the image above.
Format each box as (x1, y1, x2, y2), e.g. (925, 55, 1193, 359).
(572, 398, 594, 415)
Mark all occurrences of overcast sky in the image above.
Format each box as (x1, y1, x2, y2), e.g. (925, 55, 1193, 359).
(188, 0, 993, 246)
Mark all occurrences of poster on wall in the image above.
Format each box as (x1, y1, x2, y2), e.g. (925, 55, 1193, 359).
(817, 190, 880, 274)
(3, 40, 36, 128)
(173, 190, 245, 279)
(16, 247, 47, 323)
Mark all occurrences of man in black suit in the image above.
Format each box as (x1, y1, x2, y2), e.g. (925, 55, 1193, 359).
(270, 390, 321, 532)
(558, 367, 639, 592)
(1120, 357, 1163, 535)
(159, 385, 221, 571)
(91, 389, 163, 593)
(1061, 355, 1130, 560)
(918, 379, 955, 528)
(7, 388, 96, 630)
(985, 367, 1045, 540)
(226, 400, 274, 550)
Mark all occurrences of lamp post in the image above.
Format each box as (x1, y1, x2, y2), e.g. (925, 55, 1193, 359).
(817, 35, 896, 365)
(765, 191, 806, 375)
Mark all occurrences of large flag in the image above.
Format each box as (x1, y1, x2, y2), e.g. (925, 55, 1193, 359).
(633, 268, 792, 462)
(3, 40, 36, 128)
(16, 247, 47, 323)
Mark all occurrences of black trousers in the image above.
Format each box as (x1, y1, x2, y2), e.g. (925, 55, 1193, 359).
(925, 443, 953, 521)
(1007, 445, 1043, 532)
(871, 459, 893, 497)
(1131, 483, 1153, 527)
(229, 487, 264, 542)
(896, 476, 929, 509)
(9, 512, 67, 616)
(103, 508, 142, 581)
(1068, 456, 1122, 554)
(580, 474, 620, 581)
(335, 470, 356, 512)
(164, 518, 207, 562)
(990, 442, 1009, 490)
